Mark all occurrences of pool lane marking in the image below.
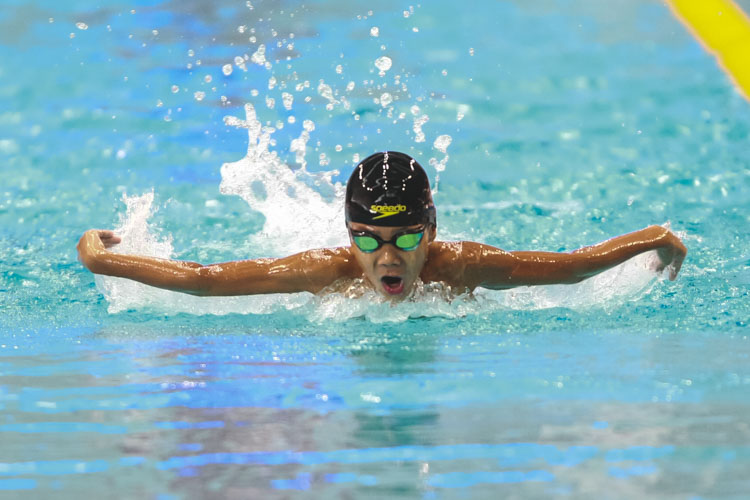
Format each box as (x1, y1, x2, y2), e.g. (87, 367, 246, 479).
(666, 0, 750, 102)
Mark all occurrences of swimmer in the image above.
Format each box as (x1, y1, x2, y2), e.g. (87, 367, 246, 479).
(77, 151, 687, 299)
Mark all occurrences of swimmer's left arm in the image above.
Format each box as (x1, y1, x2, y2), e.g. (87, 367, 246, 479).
(462, 225, 687, 289)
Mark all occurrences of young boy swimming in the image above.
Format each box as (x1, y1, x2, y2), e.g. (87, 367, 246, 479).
(77, 151, 686, 299)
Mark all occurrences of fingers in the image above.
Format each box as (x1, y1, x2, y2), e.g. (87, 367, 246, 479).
(668, 249, 685, 281)
(97, 230, 121, 248)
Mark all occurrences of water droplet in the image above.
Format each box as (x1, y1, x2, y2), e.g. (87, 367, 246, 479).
(187, 49, 195, 57)
(457, 104, 469, 121)
(412, 27, 419, 32)
(412, 108, 429, 143)
(204, 75, 212, 83)
(266, 96, 275, 109)
(379, 92, 393, 107)
(433, 134, 452, 153)
(222, 64, 233, 76)
(237, 25, 247, 33)
(469, 47, 475, 56)
(171, 85, 179, 93)
(251, 45, 267, 66)
(374, 56, 392, 76)
(318, 82, 338, 107)
(441, 69, 447, 76)
(152, 29, 159, 36)
(403, 10, 410, 18)
(335, 144, 343, 152)
(194, 91, 205, 101)
(335, 64, 343, 74)
(69, 33, 75, 39)
(370, 26, 379, 37)
(282, 92, 294, 110)
(76, 22, 88, 30)
(346, 81, 355, 92)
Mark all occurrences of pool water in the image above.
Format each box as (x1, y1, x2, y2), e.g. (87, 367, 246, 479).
(1, 0, 749, 497)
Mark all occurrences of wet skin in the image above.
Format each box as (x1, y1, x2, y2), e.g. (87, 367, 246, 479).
(77, 224, 686, 299)
(347, 222, 437, 298)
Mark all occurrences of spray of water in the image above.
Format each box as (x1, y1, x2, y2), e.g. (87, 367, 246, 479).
(220, 103, 347, 254)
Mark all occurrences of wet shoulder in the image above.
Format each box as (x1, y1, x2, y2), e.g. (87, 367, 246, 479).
(422, 241, 471, 288)
(298, 246, 361, 284)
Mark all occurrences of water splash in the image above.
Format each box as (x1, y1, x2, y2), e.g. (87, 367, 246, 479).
(308, 279, 482, 323)
(220, 103, 346, 254)
(94, 192, 310, 315)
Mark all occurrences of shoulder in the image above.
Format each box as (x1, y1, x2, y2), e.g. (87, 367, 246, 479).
(427, 240, 513, 264)
(421, 241, 472, 288)
(295, 246, 361, 285)
(422, 240, 517, 290)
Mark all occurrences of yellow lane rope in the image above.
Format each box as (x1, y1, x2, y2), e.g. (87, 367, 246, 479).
(666, 0, 750, 101)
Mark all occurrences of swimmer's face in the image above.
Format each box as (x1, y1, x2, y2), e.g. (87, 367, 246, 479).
(348, 222, 436, 299)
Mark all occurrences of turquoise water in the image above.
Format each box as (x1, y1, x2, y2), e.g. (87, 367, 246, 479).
(1, 0, 749, 497)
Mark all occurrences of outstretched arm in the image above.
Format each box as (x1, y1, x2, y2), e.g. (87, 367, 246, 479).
(462, 225, 687, 290)
(77, 229, 358, 296)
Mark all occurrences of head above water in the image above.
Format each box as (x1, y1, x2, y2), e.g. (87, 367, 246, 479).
(345, 151, 436, 228)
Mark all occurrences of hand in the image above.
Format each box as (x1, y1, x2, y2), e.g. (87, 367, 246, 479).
(77, 229, 121, 270)
(652, 230, 687, 280)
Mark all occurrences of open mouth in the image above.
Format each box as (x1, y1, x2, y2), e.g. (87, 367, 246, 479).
(380, 275, 405, 295)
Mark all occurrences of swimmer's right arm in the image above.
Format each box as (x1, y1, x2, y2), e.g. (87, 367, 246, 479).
(76, 229, 358, 296)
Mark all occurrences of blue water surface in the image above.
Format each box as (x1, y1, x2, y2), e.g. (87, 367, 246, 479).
(1, 0, 749, 498)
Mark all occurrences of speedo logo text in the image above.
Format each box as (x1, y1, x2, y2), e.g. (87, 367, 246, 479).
(370, 204, 407, 219)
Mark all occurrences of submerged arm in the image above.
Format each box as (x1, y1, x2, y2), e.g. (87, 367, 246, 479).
(463, 225, 686, 290)
(77, 229, 357, 296)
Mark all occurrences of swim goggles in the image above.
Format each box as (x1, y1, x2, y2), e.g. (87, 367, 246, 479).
(349, 226, 425, 253)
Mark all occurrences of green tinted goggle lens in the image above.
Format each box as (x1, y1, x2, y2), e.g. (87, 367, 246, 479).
(353, 235, 380, 252)
(395, 232, 423, 250)
(352, 230, 424, 253)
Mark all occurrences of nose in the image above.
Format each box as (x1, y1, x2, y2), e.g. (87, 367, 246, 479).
(376, 243, 403, 266)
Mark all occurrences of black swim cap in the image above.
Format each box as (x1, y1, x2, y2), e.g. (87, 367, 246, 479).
(345, 151, 436, 227)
